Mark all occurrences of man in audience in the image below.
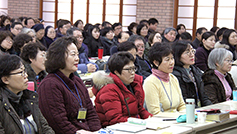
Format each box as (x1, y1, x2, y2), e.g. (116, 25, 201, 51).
(101, 21, 112, 29)
(10, 22, 23, 37)
(112, 22, 122, 43)
(148, 18, 159, 33)
(192, 27, 207, 49)
(66, 27, 98, 73)
(56, 19, 71, 38)
(24, 17, 35, 28)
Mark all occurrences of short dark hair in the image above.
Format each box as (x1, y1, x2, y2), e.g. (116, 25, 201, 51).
(66, 27, 82, 36)
(58, 19, 71, 28)
(172, 40, 192, 67)
(200, 31, 215, 46)
(117, 31, 129, 39)
(13, 33, 33, 54)
(100, 27, 113, 37)
(0, 15, 11, 27)
(20, 42, 46, 63)
(139, 19, 148, 25)
(148, 42, 173, 69)
(136, 23, 148, 35)
(180, 32, 192, 41)
(176, 24, 186, 31)
(117, 41, 137, 52)
(210, 26, 219, 33)
(195, 27, 207, 36)
(0, 31, 13, 44)
(24, 17, 34, 26)
(127, 22, 138, 32)
(73, 19, 83, 27)
(216, 27, 228, 40)
(220, 29, 237, 46)
(102, 21, 112, 28)
(11, 22, 23, 28)
(112, 22, 122, 30)
(45, 36, 78, 73)
(127, 35, 146, 45)
(0, 55, 22, 87)
(108, 51, 135, 74)
(148, 18, 159, 25)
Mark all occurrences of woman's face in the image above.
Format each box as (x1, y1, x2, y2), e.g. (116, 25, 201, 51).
(152, 33, 162, 46)
(217, 55, 232, 74)
(106, 30, 114, 40)
(115, 61, 136, 85)
(1, 36, 13, 50)
(3, 64, 28, 94)
(140, 26, 148, 37)
(134, 39, 145, 58)
(178, 26, 186, 35)
(127, 48, 137, 60)
(63, 43, 79, 75)
(228, 32, 237, 46)
(164, 30, 176, 42)
(132, 26, 137, 34)
(203, 35, 216, 50)
(30, 50, 46, 74)
(27, 31, 37, 42)
(92, 28, 100, 39)
(36, 29, 45, 40)
(47, 27, 56, 39)
(157, 53, 174, 73)
(180, 45, 195, 68)
(77, 21, 84, 30)
(3, 19, 10, 26)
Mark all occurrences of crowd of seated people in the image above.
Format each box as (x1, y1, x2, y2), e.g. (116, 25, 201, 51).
(1, 13, 237, 133)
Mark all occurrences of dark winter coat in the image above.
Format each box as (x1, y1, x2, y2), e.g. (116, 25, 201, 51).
(195, 46, 211, 71)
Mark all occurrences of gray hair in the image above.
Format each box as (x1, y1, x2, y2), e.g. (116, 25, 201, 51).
(21, 28, 36, 35)
(127, 35, 146, 44)
(66, 27, 82, 36)
(163, 27, 177, 35)
(208, 48, 233, 69)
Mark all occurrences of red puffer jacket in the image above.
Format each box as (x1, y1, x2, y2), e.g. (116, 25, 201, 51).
(92, 72, 152, 127)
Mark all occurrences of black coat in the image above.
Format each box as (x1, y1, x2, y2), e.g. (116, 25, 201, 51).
(173, 65, 212, 107)
(202, 69, 235, 104)
(83, 36, 102, 58)
(100, 36, 116, 56)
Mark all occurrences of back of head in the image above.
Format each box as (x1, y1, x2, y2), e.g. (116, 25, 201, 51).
(20, 42, 46, 63)
(216, 27, 228, 40)
(108, 51, 135, 74)
(148, 42, 173, 69)
(180, 32, 192, 41)
(210, 26, 219, 33)
(45, 36, 77, 73)
(13, 33, 33, 54)
(102, 21, 112, 28)
(0, 55, 22, 87)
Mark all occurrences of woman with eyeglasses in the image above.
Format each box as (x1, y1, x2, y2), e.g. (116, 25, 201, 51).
(202, 48, 236, 104)
(20, 42, 47, 91)
(172, 40, 212, 108)
(0, 54, 54, 133)
(37, 36, 101, 133)
(0, 30, 15, 55)
(92, 52, 152, 127)
(195, 31, 216, 71)
(143, 42, 186, 115)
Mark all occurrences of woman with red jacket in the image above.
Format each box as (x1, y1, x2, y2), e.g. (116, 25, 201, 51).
(92, 52, 152, 127)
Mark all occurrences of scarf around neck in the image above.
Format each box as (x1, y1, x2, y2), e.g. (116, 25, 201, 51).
(152, 68, 170, 82)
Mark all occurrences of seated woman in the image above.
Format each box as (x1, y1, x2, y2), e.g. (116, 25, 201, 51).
(195, 31, 216, 71)
(100, 27, 116, 55)
(144, 31, 162, 58)
(92, 52, 152, 127)
(37, 36, 101, 133)
(31, 24, 47, 48)
(143, 42, 186, 115)
(0, 54, 54, 133)
(13, 33, 33, 56)
(44, 25, 56, 48)
(202, 48, 236, 104)
(20, 42, 47, 91)
(172, 40, 212, 108)
(161, 27, 177, 43)
(0, 31, 15, 55)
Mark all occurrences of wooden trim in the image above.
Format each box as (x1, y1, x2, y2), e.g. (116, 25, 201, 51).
(235, 0, 237, 29)
(55, 0, 58, 28)
(71, 0, 73, 23)
(86, 0, 89, 23)
(119, 0, 123, 23)
(213, 0, 218, 27)
(39, 0, 43, 19)
(103, 0, 106, 22)
(192, 0, 198, 40)
(173, 0, 179, 28)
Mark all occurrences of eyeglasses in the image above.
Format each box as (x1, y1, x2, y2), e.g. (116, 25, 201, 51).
(76, 36, 84, 40)
(225, 59, 234, 64)
(9, 69, 27, 77)
(5, 38, 13, 43)
(122, 66, 137, 73)
(184, 49, 196, 56)
(14, 28, 22, 31)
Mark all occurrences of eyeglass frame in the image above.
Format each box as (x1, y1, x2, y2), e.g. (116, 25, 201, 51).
(224, 59, 234, 64)
(122, 66, 137, 73)
(9, 69, 27, 77)
(184, 49, 196, 56)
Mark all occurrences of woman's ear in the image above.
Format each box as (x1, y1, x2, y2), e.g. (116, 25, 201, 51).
(153, 60, 159, 67)
(1, 76, 9, 85)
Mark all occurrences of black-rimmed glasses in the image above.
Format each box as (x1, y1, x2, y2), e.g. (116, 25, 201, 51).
(9, 69, 27, 77)
(122, 66, 137, 73)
